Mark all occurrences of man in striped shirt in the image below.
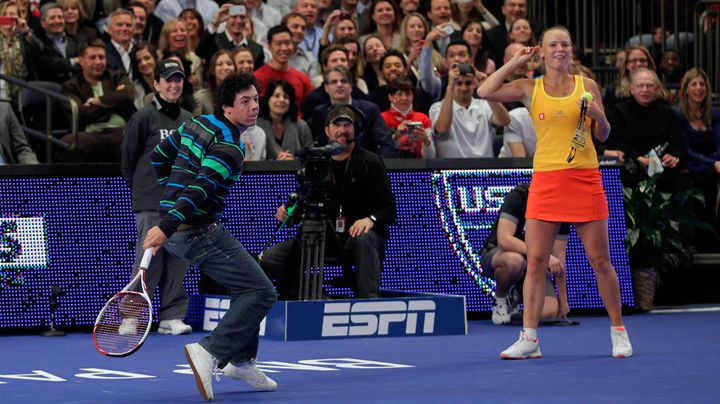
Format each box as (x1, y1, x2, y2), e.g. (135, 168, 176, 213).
(143, 74, 278, 402)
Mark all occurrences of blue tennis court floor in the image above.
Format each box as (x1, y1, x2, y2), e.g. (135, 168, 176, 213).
(2, 309, 718, 403)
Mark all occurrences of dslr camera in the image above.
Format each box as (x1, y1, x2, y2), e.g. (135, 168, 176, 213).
(457, 63, 474, 76)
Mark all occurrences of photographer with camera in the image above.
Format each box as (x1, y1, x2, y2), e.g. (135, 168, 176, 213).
(260, 104, 396, 300)
(380, 77, 436, 158)
(429, 59, 510, 158)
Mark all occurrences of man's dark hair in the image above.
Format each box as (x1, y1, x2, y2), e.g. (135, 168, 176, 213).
(320, 44, 348, 68)
(445, 39, 471, 58)
(259, 79, 298, 122)
(386, 76, 415, 96)
(267, 25, 292, 45)
(79, 38, 108, 56)
(380, 49, 407, 69)
(127, 1, 148, 14)
(334, 36, 361, 49)
(214, 74, 259, 116)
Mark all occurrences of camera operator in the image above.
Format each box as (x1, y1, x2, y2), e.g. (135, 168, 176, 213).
(260, 104, 396, 299)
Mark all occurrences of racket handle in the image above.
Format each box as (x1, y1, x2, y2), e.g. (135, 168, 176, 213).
(140, 248, 154, 269)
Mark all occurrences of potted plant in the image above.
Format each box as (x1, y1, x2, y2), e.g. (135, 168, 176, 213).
(623, 173, 708, 312)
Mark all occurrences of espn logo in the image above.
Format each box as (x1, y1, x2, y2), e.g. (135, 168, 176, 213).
(321, 300, 436, 337)
(203, 297, 266, 334)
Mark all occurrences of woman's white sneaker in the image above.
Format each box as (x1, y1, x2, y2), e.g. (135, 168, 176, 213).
(500, 331, 542, 359)
(611, 327, 633, 358)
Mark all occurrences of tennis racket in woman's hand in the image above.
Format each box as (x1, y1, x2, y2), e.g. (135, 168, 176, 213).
(93, 248, 154, 357)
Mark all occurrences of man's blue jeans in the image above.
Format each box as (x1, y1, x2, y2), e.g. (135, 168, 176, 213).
(164, 223, 277, 365)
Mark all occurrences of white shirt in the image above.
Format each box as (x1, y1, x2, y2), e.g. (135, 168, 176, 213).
(429, 98, 496, 158)
(499, 107, 537, 158)
(289, 47, 321, 80)
(251, 4, 282, 30)
(111, 39, 133, 77)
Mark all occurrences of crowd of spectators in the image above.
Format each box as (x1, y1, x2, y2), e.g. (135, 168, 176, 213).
(0, 0, 718, 248)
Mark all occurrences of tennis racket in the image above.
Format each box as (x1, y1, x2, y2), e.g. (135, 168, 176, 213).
(93, 248, 154, 357)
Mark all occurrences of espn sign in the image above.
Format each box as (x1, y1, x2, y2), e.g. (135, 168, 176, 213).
(194, 292, 466, 341)
(321, 301, 436, 337)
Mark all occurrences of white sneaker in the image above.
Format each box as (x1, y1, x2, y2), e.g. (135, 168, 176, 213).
(184, 343, 220, 402)
(492, 296, 514, 325)
(222, 359, 278, 391)
(118, 318, 138, 336)
(500, 331, 542, 359)
(611, 327, 633, 358)
(159, 319, 193, 335)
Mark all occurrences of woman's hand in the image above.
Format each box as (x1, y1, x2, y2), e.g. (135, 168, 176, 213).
(510, 46, 539, 68)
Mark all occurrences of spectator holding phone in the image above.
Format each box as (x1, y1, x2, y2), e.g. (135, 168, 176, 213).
(197, 1, 265, 69)
(426, 0, 458, 55)
(0, 1, 41, 100)
(399, 12, 443, 84)
(319, 9, 359, 55)
(381, 77, 435, 158)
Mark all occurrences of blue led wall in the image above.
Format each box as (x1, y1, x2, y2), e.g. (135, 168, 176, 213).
(0, 168, 633, 329)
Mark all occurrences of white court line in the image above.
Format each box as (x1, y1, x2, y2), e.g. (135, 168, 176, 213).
(650, 306, 720, 314)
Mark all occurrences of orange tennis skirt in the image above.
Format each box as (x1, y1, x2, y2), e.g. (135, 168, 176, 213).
(526, 168, 609, 222)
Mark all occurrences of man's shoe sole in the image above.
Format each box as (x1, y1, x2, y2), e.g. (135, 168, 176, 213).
(184, 346, 212, 402)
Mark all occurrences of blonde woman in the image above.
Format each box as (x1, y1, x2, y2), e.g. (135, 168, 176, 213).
(158, 18, 203, 90)
(57, 0, 96, 45)
(399, 12, 443, 82)
(477, 26, 633, 360)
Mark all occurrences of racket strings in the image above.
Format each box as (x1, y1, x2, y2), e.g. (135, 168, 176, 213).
(95, 293, 151, 355)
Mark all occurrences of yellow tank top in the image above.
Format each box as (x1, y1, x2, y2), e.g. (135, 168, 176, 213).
(529, 75, 599, 171)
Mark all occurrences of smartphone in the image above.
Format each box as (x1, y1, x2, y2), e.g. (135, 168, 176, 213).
(339, 12, 352, 21)
(443, 25, 455, 35)
(229, 5, 246, 16)
(0, 16, 15, 26)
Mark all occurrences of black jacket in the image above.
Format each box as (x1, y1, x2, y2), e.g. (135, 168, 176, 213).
(195, 31, 265, 69)
(35, 31, 80, 83)
(121, 95, 193, 212)
(322, 146, 396, 240)
(607, 98, 687, 165)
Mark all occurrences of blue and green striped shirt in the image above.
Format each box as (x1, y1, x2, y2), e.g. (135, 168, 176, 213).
(151, 114, 246, 237)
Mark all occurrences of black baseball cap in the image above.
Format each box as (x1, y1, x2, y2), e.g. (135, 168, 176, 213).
(154, 59, 185, 80)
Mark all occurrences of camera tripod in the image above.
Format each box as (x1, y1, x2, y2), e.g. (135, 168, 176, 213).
(298, 218, 336, 300)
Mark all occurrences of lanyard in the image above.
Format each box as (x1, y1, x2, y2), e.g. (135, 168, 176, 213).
(331, 155, 352, 216)
(303, 28, 317, 52)
(567, 99, 588, 163)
